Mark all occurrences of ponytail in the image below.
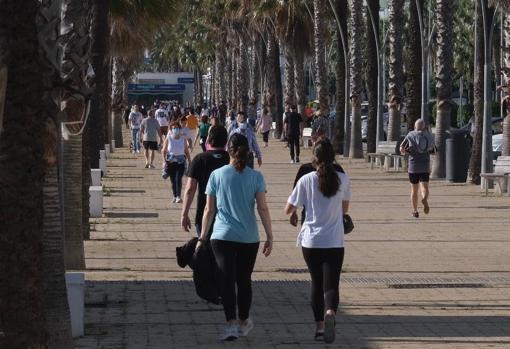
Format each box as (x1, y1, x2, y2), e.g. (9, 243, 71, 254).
(312, 139, 340, 197)
(228, 133, 250, 172)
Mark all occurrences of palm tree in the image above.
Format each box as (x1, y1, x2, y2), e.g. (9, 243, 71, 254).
(349, 0, 365, 158)
(0, 0, 73, 346)
(431, 0, 456, 179)
(313, 0, 329, 116)
(365, 0, 379, 153)
(60, 0, 93, 270)
(332, 0, 349, 155)
(388, 0, 404, 142)
(284, 49, 296, 107)
(503, 14, 510, 156)
(406, 0, 423, 131)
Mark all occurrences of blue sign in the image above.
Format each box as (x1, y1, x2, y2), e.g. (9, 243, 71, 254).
(177, 77, 194, 84)
(128, 84, 186, 92)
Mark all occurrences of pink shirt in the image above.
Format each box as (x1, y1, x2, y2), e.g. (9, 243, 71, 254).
(257, 113, 272, 133)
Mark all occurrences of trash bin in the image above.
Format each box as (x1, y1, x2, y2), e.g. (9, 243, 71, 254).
(446, 129, 470, 183)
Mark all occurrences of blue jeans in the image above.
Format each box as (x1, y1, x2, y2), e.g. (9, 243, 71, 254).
(167, 162, 185, 197)
(131, 128, 140, 151)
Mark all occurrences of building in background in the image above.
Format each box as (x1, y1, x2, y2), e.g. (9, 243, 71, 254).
(128, 72, 194, 107)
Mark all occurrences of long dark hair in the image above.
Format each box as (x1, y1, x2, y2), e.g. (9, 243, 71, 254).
(312, 139, 340, 198)
(228, 133, 250, 172)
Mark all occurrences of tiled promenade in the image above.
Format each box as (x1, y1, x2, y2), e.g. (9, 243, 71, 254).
(76, 131, 510, 348)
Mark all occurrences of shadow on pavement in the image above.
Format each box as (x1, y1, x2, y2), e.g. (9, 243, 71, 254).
(74, 280, 510, 349)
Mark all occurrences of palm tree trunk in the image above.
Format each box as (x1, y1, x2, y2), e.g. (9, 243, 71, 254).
(237, 36, 249, 112)
(349, 0, 365, 158)
(502, 14, 510, 156)
(406, 0, 423, 131)
(294, 50, 307, 117)
(469, 2, 485, 183)
(42, 166, 74, 348)
(274, 39, 284, 138)
(226, 49, 232, 108)
(249, 39, 260, 101)
(264, 32, 277, 116)
(112, 57, 126, 148)
(313, 0, 329, 116)
(231, 48, 237, 109)
(431, 0, 456, 179)
(284, 49, 296, 107)
(366, 0, 379, 153)
(333, 0, 349, 155)
(388, 0, 404, 142)
(89, 0, 110, 169)
(215, 44, 226, 105)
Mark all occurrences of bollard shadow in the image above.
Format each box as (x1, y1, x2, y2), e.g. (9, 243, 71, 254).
(74, 280, 510, 349)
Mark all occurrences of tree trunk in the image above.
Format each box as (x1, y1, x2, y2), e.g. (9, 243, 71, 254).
(89, 0, 110, 169)
(502, 14, 510, 156)
(333, 0, 349, 155)
(42, 166, 74, 348)
(406, 0, 422, 131)
(294, 51, 307, 117)
(366, 0, 379, 153)
(249, 39, 260, 101)
(264, 32, 277, 116)
(274, 39, 284, 138)
(231, 48, 237, 109)
(388, 0, 404, 142)
(431, 0, 456, 179)
(215, 45, 226, 105)
(226, 49, 232, 109)
(349, 0, 364, 158)
(284, 49, 296, 107)
(313, 0, 329, 116)
(237, 36, 249, 112)
(112, 57, 125, 148)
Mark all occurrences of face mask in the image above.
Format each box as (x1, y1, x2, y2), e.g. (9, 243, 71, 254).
(172, 128, 180, 135)
(239, 123, 247, 130)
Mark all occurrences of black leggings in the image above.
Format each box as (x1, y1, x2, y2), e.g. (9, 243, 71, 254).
(302, 247, 345, 322)
(211, 239, 260, 321)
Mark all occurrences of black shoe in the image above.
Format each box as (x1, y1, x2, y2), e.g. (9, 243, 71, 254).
(324, 314, 336, 344)
(412, 211, 419, 218)
(314, 330, 324, 341)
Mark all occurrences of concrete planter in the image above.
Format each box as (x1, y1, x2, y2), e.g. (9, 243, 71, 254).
(89, 185, 103, 217)
(65, 272, 85, 338)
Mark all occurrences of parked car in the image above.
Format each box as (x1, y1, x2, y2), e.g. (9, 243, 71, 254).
(360, 102, 407, 141)
(493, 133, 503, 158)
(461, 117, 503, 137)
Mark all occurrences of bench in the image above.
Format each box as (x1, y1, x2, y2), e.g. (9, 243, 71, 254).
(367, 141, 405, 171)
(302, 128, 312, 148)
(480, 156, 510, 196)
(271, 121, 276, 138)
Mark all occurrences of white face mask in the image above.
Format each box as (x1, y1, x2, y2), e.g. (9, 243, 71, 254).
(239, 123, 247, 130)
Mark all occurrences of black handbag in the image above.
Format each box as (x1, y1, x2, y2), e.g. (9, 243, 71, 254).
(343, 214, 354, 234)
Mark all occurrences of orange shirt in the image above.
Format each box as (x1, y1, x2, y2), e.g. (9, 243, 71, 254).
(186, 114, 199, 129)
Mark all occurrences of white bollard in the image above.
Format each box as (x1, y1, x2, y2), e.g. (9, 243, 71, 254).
(104, 145, 110, 158)
(99, 150, 106, 176)
(91, 169, 101, 187)
(110, 140, 115, 152)
(89, 185, 103, 217)
(65, 272, 85, 338)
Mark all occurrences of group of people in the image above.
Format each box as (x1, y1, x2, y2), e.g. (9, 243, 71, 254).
(175, 109, 351, 343)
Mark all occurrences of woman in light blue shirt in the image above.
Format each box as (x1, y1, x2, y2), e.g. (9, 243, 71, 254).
(196, 133, 273, 341)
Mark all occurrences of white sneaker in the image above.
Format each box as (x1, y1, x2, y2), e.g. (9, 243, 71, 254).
(175, 197, 182, 203)
(239, 318, 254, 337)
(219, 324, 239, 341)
(172, 197, 177, 203)
(290, 160, 295, 164)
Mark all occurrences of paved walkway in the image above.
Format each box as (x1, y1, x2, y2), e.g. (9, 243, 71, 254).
(76, 130, 510, 348)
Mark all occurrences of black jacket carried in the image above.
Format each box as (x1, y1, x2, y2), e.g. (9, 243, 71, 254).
(176, 238, 221, 305)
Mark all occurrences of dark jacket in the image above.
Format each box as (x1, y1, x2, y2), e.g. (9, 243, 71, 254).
(176, 238, 221, 305)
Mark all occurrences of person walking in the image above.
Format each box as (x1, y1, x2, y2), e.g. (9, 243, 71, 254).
(162, 121, 191, 203)
(400, 118, 436, 218)
(256, 107, 272, 148)
(140, 109, 163, 168)
(128, 105, 143, 153)
(155, 103, 170, 139)
(311, 109, 329, 142)
(229, 112, 262, 168)
(185, 108, 199, 145)
(284, 138, 351, 344)
(194, 114, 211, 152)
(196, 133, 273, 341)
(285, 105, 303, 163)
(181, 126, 230, 236)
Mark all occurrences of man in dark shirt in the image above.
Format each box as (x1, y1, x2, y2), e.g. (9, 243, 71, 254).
(285, 105, 303, 163)
(181, 126, 230, 236)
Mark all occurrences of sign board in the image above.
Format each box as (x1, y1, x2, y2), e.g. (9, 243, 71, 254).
(128, 84, 185, 92)
(177, 77, 194, 84)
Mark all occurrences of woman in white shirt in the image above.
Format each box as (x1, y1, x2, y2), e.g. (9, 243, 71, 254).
(284, 139, 351, 344)
(162, 121, 191, 203)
